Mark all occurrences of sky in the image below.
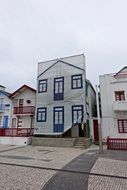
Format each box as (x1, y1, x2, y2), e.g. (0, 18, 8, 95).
(0, 0, 127, 92)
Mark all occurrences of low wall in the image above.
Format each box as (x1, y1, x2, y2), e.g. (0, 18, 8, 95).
(0, 137, 32, 146)
(32, 137, 76, 147)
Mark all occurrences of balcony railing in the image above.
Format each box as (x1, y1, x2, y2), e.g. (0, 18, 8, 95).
(113, 101, 127, 111)
(0, 128, 34, 137)
(13, 106, 35, 115)
(0, 104, 5, 112)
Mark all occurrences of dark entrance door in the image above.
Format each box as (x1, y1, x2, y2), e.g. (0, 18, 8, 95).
(79, 124, 84, 137)
(93, 119, 99, 142)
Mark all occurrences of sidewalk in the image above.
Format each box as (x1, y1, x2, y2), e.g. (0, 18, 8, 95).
(88, 148, 127, 190)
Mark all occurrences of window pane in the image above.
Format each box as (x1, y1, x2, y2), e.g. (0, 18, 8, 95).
(55, 112, 58, 124)
(59, 82, 63, 93)
(55, 83, 59, 93)
(73, 80, 77, 88)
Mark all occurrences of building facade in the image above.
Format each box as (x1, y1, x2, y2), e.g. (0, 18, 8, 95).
(0, 85, 12, 129)
(35, 54, 96, 138)
(9, 85, 36, 129)
(100, 67, 127, 140)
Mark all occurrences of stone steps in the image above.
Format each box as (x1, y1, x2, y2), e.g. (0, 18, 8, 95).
(74, 138, 85, 149)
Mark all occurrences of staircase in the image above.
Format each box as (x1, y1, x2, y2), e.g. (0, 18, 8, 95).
(74, 137, 91, 149)
(74, 137, 85, 149)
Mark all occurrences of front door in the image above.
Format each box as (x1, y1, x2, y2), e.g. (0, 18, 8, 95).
(93, 120, 99, 142)
(3, 116, 9, 128)
(53, 107, 64, 132)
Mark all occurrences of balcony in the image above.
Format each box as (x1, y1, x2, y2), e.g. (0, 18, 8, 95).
(0, 128, 34, 137)
(113, 101, 127, 111)
(0, 104, 5, 112)
(13, 106, 35, 115)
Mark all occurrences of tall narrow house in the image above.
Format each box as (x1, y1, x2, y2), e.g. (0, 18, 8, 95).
(35, 54, 96, 138)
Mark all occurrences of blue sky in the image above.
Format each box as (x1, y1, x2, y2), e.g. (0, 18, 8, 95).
(0, 0, 127, 92)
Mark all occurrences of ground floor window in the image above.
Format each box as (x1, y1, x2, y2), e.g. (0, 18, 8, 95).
(37, 107, 47, 122)
(72, 105, 83, 124)
(118, 119, 127, 133)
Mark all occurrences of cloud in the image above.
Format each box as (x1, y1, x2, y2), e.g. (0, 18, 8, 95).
(0, 0, 127, 91)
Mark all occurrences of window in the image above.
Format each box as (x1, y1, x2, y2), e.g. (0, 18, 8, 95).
(118, 120, 127, 133)
(71, 74, 83, 89)
(38, 79, 47, 93)
(37, 107, 47, 122)
(115, 91, 125, 101)
(54, 77, 64, 101)
(17, 117, 22, 128)
(19, 99, 23, 107)
(72, 105, 83, 124)
(53, 107, 64, 132)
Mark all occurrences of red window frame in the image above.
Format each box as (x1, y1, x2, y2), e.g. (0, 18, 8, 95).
(115, 91, 125, 101)
(118, 120, 127, 133)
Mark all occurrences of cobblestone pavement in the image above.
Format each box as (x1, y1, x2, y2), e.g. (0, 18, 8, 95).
(0, 145, 87, 190)
(42, 151, 98, 190)
(0, 164, 55, 190)
(88, 151, 127, 190)
(0, 145, 86, 169)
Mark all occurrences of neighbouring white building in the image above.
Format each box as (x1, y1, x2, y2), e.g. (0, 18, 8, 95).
(10, 85, 36, 129)
(0, 85, 36, 145)
(100, 67, 127, 140)
(0, 85, 12, 129)
(35, 54, 96, 138)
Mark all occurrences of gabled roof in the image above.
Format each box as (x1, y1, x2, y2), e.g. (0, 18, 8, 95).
(114, 66, 127, 78)
(9, 85, 36, 99)
(38, 59, 85, 78)
(0, 90, 11, 97)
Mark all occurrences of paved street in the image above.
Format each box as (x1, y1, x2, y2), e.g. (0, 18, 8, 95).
(0, 145, 87, 190)
(42, 151, 98, 190)
(0, 145, 126, 190)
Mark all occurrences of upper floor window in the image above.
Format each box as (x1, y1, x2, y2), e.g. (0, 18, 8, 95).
(115, 91, 125, 101)
(71, 74, 83, 89)
(118, 119, 127, 133)
(37, 107, 47, 122)
(19, 99, 23, 107)
(54, 77, 64, 101)
(38, 79, 47, 93)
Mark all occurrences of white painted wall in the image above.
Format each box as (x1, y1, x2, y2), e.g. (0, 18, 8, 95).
(0, 137, 31, 145)
(100, 73, 127, 139)
(35, 54, 86, 135)
(11, 88, 36, 129)
(0, 92, 12, 128)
